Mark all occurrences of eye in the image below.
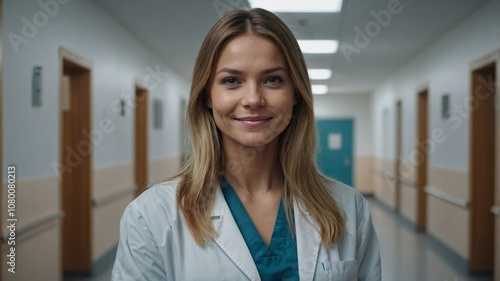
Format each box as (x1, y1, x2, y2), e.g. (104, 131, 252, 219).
(265, 76, 283, 85)
(222, 77, 239, 86)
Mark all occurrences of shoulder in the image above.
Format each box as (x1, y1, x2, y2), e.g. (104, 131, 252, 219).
(123, 180, 181, 226)
(324, 179, 370, 218)
(325, 179, 366, 203)
(134, 180, 179, 205)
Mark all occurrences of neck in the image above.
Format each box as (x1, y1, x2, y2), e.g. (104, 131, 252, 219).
(223, 138, 283, 196)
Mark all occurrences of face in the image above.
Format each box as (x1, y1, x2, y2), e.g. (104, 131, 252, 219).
(207, 34, 296, 150)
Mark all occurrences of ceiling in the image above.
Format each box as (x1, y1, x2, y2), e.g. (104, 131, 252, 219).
(93, 0, 492, 95)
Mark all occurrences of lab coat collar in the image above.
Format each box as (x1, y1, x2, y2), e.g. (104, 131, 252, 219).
(210, 187, 321, 281)
(211, 187, 261, 281)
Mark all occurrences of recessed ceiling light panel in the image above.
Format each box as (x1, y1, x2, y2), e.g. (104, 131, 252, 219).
(249, 0, 343, 13)
(298, 40, 338, 54)
(312, 85, 329, 95)
(308, 69, 332, 80)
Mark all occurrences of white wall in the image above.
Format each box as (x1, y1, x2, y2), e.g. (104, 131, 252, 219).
(3, 0, 189, 181)
(370, 1, 500, 263)
(314, 93, 373, 156)
(371, 0, 500, 171)
(2, 1, 189, 279)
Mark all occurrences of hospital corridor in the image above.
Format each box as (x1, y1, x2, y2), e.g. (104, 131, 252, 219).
(1, 0, 500, 280)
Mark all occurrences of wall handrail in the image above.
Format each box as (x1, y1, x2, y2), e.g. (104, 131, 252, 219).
(1, 211, 65, 243)
(424, 186, 469, 208)
(491, 206, 500, 216)
(372, 168, 395, 180)
(93, 186, 135, 207)
(372, 168, 416, 187)
(399, 178, 416, 187)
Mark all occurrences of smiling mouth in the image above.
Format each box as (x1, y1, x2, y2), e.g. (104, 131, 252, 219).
(234, 116, 273, 127)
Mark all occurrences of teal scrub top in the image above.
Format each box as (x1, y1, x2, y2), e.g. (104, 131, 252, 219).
(221, 179, 299, 281)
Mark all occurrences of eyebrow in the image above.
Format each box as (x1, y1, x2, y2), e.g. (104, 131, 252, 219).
(215, 66, 288, 75)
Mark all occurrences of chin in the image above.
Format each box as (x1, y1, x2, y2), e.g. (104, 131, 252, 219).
(239, 137, 276, 148)
(238, 140, 266, 148)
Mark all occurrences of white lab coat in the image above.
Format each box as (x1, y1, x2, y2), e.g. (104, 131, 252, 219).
(112, 180, 381, 281)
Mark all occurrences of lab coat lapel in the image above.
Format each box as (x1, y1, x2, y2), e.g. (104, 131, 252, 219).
(211, 187, 261, 281)
(294, 199, 321, 280)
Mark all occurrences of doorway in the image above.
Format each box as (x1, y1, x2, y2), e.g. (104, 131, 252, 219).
(0, 0, 3, 250)
(469, 61, 496, 273)
(135, 86, 148, 196)
(395, 100, 402, 212)
(0, 0, 3, 273)
(416, 89, 428, 230)
(60, 48, 92, 275)
(316, 119, 354, 186)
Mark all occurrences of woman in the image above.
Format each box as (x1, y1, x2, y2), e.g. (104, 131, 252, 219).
(112, 8, 380, 281)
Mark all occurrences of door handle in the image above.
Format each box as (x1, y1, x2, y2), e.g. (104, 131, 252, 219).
(343, 156, 351, 167)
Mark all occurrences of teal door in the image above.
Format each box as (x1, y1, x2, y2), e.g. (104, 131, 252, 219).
(316, 119, 354, 186)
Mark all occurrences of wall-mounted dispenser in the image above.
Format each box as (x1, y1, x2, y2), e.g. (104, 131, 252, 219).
(120, 99, 126, 116)
(441, 94, 450, 120)
(32, 66, 42, 107)
(153, 98, 163, 129)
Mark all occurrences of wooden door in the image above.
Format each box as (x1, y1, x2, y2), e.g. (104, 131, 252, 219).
(0, 0, 3, 273)
(60, 49, 92, 275)
(416, 90, 428, 230)
(135, 87, 148, 196)
(469, 62, 495, 273)
(395, 100, 402, 212)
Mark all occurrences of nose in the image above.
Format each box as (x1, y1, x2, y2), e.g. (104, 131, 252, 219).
(241, 84, 265, 109)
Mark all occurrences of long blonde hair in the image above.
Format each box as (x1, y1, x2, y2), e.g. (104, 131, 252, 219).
(177, 8, 345, 246)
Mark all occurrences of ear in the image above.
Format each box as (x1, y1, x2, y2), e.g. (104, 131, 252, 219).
(205, 93, 213, 108)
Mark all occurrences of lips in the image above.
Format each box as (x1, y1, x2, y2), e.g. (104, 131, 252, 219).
(234, 116, 273, 127)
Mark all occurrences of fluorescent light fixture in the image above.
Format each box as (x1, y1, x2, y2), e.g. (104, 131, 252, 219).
(298, 40, 338, 54)
(308, 69, 332, 80)
(249, 0, 343, 13)
(312, 85, 328, 95)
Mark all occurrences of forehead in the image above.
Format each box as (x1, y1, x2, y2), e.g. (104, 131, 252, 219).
(214, 34, 287, 70)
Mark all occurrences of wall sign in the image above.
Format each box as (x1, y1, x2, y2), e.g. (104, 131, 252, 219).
(328, 133, 342, 150)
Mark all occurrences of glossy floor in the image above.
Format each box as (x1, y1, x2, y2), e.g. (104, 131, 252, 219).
(370, 199, 492, 281)
(64, 198, 494, 281)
